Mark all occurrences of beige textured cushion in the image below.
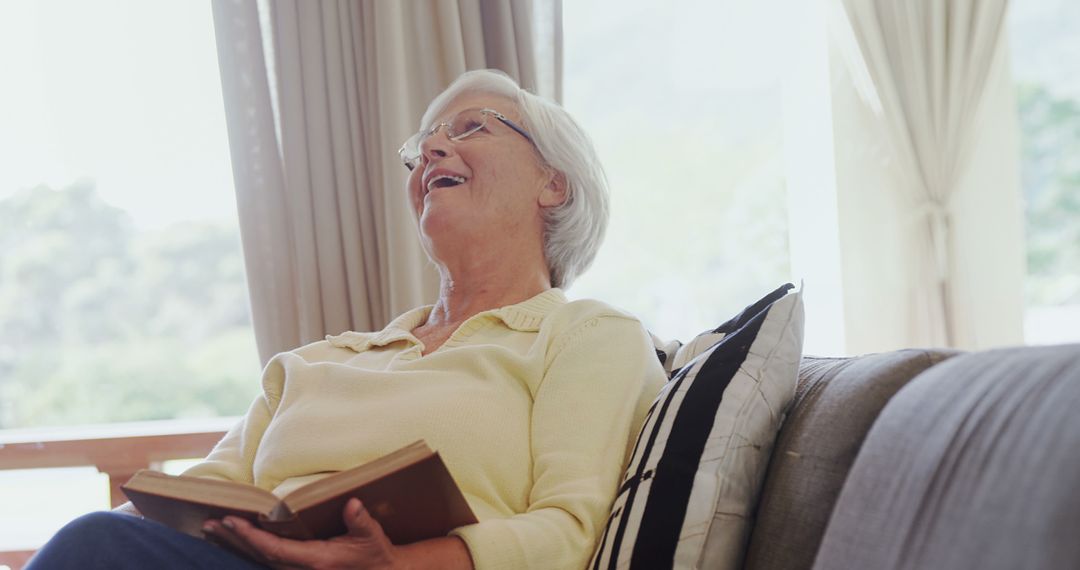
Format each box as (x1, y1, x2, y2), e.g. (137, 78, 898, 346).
(743, 349, 957, 570)
(812, 344, 1080, 570)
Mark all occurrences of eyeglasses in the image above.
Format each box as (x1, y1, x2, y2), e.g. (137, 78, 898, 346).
(398, 107, 534, 171)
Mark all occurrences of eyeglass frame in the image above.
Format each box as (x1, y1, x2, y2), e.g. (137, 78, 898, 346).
(398, 107, 535, 171)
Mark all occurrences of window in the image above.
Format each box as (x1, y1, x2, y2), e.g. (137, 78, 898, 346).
(0, 1, 257, 430)
(1009, 0, 1080, 345)
(563, 1, 793, 343)
(0, 0, 256, 551)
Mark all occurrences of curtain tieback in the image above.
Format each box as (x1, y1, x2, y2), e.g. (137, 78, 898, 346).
(910, 200, 951, 282)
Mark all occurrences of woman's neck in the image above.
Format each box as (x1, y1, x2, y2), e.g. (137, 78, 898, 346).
(425, 263, 552, 328)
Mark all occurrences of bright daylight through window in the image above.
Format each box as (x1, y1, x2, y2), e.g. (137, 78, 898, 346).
(563, 1, 793, 343)
(0, 1, 257, 431)
(0, 0, 257, 551)
(1009, 0, 1080, 345)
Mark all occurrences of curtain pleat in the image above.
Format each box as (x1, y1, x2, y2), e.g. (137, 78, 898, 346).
(211, 0, 302, 361)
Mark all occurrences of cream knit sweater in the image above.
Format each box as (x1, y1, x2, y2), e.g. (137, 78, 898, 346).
(183, 288, 666, 569)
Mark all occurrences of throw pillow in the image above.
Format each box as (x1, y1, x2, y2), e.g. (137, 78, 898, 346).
(591, 284, 805, 570)
(649, 332, 683, 376)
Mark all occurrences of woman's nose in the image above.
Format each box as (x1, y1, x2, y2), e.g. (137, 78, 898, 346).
(419, 126, 453, 162)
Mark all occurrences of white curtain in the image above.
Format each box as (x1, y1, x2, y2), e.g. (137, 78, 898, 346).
(212, 0, 562, 364)
(836, 0, 1010, 347)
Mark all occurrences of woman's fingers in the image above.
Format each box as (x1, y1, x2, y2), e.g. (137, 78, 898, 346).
(202, 504, 399, 570)
(202, 519, 272, 566)
(343, 498, 386, 539)
(221, 516, 314, 568)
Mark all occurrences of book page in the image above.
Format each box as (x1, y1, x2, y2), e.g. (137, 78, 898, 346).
(125, 471, 281, 513)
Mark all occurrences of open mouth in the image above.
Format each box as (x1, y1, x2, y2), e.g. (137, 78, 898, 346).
(426, 174, 467, 193)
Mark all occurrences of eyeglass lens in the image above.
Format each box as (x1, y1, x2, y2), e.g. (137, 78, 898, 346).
(405, 110, 486, 159)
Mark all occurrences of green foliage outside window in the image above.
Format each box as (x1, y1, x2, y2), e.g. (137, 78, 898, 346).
(0, 182, 259, 429)
(1017, 83, 1080, 307)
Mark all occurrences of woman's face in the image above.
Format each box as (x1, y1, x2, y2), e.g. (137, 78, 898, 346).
(406, 93, 564, 260)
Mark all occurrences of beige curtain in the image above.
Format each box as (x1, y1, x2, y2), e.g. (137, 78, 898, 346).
(212, 0, 562, 364)
(836, 0, 1009, 347)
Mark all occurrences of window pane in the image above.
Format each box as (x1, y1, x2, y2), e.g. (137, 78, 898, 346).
(563, 0, 792, 341)
(1009, 0, 1080, 345)
(0, 0, 258, 429)
(0, 467, 109, 551)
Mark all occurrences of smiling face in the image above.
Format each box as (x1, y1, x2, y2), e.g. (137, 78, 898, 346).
(406, 92, 566, 269)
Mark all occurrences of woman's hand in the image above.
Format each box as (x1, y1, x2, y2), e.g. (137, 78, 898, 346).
(202, 498, 400, 570)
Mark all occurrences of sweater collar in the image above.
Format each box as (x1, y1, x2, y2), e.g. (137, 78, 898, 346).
(326, 288, 567, 352)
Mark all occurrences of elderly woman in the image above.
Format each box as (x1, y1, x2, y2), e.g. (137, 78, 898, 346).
(28, 69, 666, 570)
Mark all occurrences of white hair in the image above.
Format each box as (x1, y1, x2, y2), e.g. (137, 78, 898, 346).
(419, 69, 610, 289)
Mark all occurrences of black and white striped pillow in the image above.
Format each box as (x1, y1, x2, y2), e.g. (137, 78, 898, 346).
(592, 284, 804, 569)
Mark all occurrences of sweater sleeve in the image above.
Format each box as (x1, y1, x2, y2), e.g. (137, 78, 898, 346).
(450, 314, 666, 570)
(180, 356, 285, 484)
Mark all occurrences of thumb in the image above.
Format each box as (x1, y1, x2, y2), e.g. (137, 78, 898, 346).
(343, 498, 386, 539)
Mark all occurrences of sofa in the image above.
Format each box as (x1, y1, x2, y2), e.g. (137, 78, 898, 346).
(742, 344, 1080, 570)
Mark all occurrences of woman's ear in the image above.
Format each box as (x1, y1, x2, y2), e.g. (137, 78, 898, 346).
(538, 171, 568, 208)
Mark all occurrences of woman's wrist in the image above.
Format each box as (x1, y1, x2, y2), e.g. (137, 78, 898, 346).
(395, 536, 473, 570)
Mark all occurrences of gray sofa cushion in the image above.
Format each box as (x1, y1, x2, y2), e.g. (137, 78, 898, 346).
(811, 344, 1080, 570)
(744, 349, 957, 570)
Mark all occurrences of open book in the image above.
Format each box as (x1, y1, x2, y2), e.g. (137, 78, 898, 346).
(122, 440, 477, 543)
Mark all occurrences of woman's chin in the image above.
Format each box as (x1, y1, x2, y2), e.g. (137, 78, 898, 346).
(420, 188, 465, 217)
(419, 208, 458, 242)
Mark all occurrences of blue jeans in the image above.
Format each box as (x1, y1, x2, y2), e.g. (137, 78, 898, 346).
(25, 511, 267, 569)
